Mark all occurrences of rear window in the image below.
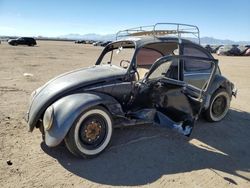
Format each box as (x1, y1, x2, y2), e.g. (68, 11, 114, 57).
(136, 48, 162, 67)
(184, 46, 209, 58)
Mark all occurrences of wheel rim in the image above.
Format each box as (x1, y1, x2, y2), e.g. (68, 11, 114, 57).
(74, 109, 112, 155)
(79, 114, 107, 150)
(210, 92, 229, 121)
(212, 96, 227, 117)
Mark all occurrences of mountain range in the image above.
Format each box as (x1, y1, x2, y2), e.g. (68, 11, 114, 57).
(59, 33, 250, 45)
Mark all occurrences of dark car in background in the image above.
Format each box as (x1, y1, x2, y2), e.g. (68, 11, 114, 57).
(75, 40, 86, 44)
(8, 37, 37, 46)
(100, 41, 112, 47)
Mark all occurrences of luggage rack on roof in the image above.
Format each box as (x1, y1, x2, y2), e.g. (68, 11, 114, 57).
(116, 23, 200, 44)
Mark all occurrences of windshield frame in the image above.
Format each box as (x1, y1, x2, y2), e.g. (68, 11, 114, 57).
(95, 40, 137, 73)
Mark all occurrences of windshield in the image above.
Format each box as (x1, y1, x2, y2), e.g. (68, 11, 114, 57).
(99, 41, 135, 69)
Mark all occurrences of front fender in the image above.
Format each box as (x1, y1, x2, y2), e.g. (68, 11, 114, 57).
(44, 92, 123, 147)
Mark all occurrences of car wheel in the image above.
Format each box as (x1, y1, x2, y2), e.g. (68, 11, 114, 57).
(39, 124, 45, 141)
(64, 106, 113, 158)
(205, 89, 230, 122)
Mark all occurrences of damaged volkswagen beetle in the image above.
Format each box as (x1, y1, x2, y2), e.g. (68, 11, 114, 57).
(26, 23, 237, 158)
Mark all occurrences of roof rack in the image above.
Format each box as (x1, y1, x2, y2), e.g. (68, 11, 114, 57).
(116, 23, 200, 44)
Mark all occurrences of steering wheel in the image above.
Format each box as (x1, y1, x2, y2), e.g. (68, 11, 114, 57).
(120, 60, 131, 69)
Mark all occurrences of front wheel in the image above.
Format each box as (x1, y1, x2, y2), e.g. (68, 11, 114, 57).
(64, 106, 113, 158)
(205, 89, 231, 122)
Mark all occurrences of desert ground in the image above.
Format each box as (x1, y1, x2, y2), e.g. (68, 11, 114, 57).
(0, 40, 250, 188)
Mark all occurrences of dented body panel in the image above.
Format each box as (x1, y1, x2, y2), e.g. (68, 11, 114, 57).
(44, 92, 124, 146)
(26, 35, 236, 148)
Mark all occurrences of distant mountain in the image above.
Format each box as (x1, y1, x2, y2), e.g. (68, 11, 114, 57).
(200, 37, 250, 45)
(58, 33, 250, 45)
(58, 33, 116, 41)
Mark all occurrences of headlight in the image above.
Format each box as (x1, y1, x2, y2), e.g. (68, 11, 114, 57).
(43, 106, 54, 131)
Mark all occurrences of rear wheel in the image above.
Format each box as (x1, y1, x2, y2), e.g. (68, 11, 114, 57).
(64, 106, 113, 158)
(205, 89, 230, 122)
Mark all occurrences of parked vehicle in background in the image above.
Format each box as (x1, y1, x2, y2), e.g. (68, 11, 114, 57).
(204, 45, 213, 53)
(8, 37, 37, 46)
(211, 45, 223, 53)
(100, 41, 112, 47)
(238, 45, 249, 55)
(26, 23, 237, 158)
(244, 48, 250, 56)
(85, 40, 96, 44)
(93, 41, 103, 46)
(217, 45, 241, 56)
(75, 40, 86, 44)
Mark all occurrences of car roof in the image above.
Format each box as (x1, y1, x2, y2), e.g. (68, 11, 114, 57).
(20, 37, 35, 40)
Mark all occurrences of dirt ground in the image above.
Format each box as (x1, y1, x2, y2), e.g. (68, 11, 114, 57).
(0, 41, 249, 188)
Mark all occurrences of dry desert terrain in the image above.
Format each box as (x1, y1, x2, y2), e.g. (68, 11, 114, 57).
(0, 41, 250, 187)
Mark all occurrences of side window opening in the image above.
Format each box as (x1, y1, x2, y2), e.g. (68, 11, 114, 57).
(183, 46, 214, 90)
(183, 59, 214, 90)
(184, 59, 212, 72)
(148, 59, 179, 80)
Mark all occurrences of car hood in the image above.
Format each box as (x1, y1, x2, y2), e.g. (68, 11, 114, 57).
(27, 64, 127, 130)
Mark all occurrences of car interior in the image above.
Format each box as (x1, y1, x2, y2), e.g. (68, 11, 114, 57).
(136, 42, 179, 79)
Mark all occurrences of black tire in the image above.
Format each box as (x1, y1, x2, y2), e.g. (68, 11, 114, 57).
(39, 124, 45, 141)
(64, 106, 113, 158)
(205, 89, 230, 122)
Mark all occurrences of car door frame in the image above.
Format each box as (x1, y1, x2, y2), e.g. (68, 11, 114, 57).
(145, 55, 218, 116)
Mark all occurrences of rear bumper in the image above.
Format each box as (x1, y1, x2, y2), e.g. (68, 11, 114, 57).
(232, 87, 237, 97)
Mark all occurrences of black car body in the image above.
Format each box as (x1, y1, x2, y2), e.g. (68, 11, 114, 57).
(8, 37, 37, 46)
(75, 40, 86, 44)
(26, 23, 236, 158)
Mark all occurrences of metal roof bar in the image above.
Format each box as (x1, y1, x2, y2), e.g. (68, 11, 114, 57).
(116, 23, 200, 44)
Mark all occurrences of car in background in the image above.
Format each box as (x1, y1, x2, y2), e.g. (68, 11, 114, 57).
(85, 40, 96, 44)
(244, 48, 250, 56)
(75, 40, 86, 44)
(8, 37, 37, 46)
(204, 45, 213, 53)
(100, 41, 112, 47)
(217, 45, 241, 56)
(93, 41, 103, 46)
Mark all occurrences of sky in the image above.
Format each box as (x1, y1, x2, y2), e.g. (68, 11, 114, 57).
(0, 0, 250, 41)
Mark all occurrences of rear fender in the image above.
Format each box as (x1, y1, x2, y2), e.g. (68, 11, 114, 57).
(204, 75, 233, 110)
(44, 92, 123, 147)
